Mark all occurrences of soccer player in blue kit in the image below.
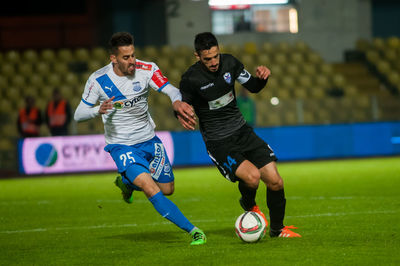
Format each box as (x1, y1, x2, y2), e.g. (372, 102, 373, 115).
(74, 32, 206, 245)
(177, 32, 301, 238)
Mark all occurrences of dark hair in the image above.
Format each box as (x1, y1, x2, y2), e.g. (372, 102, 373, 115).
(194, 32, 218, 54)
(109, 32, 134, 55)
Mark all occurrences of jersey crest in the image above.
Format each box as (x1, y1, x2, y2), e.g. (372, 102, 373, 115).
(223, 72, 231, 84)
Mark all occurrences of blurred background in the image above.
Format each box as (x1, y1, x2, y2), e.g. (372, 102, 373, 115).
(1, 0, 399, 175)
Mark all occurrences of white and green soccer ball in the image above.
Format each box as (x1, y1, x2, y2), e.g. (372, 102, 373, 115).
(235, 211, 266, 243)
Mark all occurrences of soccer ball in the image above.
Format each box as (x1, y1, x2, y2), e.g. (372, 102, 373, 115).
(235, 211, 266, 243)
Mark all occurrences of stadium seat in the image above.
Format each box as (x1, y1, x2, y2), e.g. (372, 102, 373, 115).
(74, 48, 90, 62)
(294, 40, 310, 53)
(17, 63, 34, 77)
(60, 85, 74, 99)
(143, 46, 158, 61)
(332, 74, 346, 88)
(91, 47, 108, 63)
(273, 53, 287, 66)
(46, 73, 62, 87)
(307, 52, 323, 65)
(64, 72, 79, 86)
(315, 75, 330, 88)
(160, 45, 174, 56)
(355, 39, 370, 51)
(372, 38, 385, 50)
(39, 85, 53, 98)
(223, 44, 239, 55)
(5, 50, 20, 64)
(289, 52, 304, 64)
(11, 74, 26, 87)
(260, 42, 274, 54)
(1, 63, 16, 77)
(29, 74, 45, 88)
(87, 60, 103, 72)
(35, 62, 50, 76)
(53, 62, 69, 74)
(22, 49, 39, 63)
(308, 86, 325, 99)
(320, 63, 334, 76)
(257, 54, 272, 65)
(302, 64, 317, 76)
(387, 36, 400, 49)
(244, 42, 258, 55)
(286, 64, 300, 77)
(298, 75, 313, 88)
(0, 76, 8, 89)
(40, 49, 56, 62)
(57, 48, 74, 63)
(155, 58, 171, 72)
(293, 87, 308, 99)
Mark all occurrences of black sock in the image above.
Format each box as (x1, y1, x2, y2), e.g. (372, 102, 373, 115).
(267, 188, 286, 231)
(238, 181, 257, 211)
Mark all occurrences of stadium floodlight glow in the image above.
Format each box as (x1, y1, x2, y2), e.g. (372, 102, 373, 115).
(209, 0, 289, 6)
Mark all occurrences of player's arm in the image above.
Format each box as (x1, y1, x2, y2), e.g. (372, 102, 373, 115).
(149, 64, 196, 130)
(237, 66, 270, 93)
(161, 84, 196, 130)
(74, 78, 114, 122)
(74, 96, 115, 122)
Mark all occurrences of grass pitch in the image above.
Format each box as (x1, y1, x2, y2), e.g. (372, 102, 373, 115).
(0, 157, 399, 265)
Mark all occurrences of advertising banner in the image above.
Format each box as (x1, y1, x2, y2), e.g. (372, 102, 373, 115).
(19, 132, 174, 174)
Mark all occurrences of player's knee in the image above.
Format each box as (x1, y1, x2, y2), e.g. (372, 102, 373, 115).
(245, 170, 261, 189)
(161, 185, 174, 196)
(268, 177, 283, 191)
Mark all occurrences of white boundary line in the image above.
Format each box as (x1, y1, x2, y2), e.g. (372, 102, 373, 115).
(1, 209, 397, 234)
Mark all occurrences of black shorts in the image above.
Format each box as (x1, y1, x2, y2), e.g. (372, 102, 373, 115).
(206, 123, 277, 182)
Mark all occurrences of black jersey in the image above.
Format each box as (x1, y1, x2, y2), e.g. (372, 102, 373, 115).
(179, 54, 246, 141)
(180, 53, 267, 141)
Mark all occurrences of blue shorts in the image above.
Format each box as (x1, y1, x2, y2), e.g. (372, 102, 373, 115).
(104, 136, 174, 184)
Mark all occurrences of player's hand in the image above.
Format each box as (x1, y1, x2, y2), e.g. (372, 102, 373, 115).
(256, 66, 271, 80)
(173, 100, 196, 130)
(99, 96, 115, 114)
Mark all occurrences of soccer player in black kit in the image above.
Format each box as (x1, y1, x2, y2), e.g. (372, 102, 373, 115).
(177, 32, 301, 238)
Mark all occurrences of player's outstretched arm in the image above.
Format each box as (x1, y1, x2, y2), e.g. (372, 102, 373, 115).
(172, 100, 196, 130)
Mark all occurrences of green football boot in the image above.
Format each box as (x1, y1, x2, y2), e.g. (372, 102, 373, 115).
(114, 175, 134, 204)
(190, 228, 207, 246)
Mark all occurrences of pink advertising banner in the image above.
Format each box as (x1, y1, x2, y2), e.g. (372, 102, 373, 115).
(19, 132, 174, 175)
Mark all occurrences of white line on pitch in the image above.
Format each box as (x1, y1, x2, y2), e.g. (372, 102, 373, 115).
(1, 209, 397, 235)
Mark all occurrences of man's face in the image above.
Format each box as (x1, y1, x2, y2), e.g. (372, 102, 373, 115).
(111, 45, 136, 76)
(196, 46, 220, 72)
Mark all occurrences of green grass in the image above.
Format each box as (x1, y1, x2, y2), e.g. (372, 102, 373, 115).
(1, 157, 399, 265)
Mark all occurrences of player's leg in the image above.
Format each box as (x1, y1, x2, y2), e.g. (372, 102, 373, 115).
(156, 181, 174, 196)
(133, 171, 206, 245)
(207, 135, 265, 219)
(235, 160, 268, 224)
(259, 162, 300, 237)
(147, 136, 175, 196)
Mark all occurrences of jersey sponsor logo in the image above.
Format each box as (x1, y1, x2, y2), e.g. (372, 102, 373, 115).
(104, 85, 113, 91)
(152, 69, 169, 88)
(113, 95, 143, 109)
(132, 81, 142, 92)
(200, 82, 214, 90)
(136, 62, 152, 71)
(208, 90, 235, 110)
(149, 143, 166, 180)
(223, 72, 231, 84)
